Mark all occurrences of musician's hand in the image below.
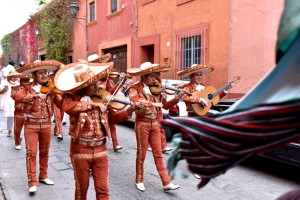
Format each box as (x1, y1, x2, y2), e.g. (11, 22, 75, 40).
(91, 102, 107, 112)
(177, 89, 190, 99)
(119, 72, 126, 79)
(35, 93, 46, 99)
(199, 98, 208, 107)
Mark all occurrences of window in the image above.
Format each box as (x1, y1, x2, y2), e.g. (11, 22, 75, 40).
(111, 0, 117, 13)
(182, 35, 201, 70)
(175, 25, 208, 79)
(89, 2, 95, 22)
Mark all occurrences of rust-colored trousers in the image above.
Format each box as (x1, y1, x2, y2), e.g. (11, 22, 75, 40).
(14, 112, 25, 146)
(24, 121, 52, 187)
(70, 141, 109, 200)
(53, 104, 64, 135)
(158, 113, 168, 149)
(135, 118, 171, 186)
(110, 124, 119, 149)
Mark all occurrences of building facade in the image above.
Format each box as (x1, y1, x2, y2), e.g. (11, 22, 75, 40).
(3, 0, 284, 98)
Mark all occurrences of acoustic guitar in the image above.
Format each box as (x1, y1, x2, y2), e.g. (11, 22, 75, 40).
(191, 76, 241, 116)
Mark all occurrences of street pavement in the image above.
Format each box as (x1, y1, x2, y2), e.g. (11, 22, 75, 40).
(1, 116, 300, 200)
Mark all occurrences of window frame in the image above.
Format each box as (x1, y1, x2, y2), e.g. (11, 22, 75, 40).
(174, 24, 209, 80)
(89, 1, 95, 22)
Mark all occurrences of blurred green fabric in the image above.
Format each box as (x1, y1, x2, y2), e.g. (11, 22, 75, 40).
(276, 0, 300, 62)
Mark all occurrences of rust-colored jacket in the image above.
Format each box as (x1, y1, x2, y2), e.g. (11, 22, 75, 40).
(13, 82, 54, 118)
(61, 92, 130, 140)
(129, 81, 179, 120)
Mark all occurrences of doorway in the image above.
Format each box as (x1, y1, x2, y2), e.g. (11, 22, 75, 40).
(104, 45, 127, 73)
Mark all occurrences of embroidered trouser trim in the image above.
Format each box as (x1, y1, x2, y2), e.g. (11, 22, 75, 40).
(110, 124, 119, 148)
(24, 122, 52, 187)
(70, 141, 109, 200)
(53, 104, 64, 135)
(14, 114, 25, 146)
(135, 120, 171, 186)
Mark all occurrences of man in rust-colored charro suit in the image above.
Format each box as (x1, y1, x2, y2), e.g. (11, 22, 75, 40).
(177, 64, 232, 117)
(55, 61, 140, 200)
(15, 60, 63, 193)
(127, 62, 180, 192)
(8, 71, 32, 150)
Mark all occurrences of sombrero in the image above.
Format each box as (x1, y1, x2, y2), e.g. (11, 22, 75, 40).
(16, 60, 62, 74)
(54, 62, 113, 92)
(87, 53, 112, 63)
(127, 62, 170, 76)
(7, 70, 32, 79)
(177, 64, 214, 78)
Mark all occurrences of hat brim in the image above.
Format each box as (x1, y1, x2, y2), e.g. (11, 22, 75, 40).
(7, 71, 32, 79)
(89, 53, 112, 63)
(16, 60, 62, 74)
(127, 64, 170, 76)
(177, 64, 214, 77)
(54, 62, 113, 92)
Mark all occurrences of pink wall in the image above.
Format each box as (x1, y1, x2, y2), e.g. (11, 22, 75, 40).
(71, 0, 138, 64)
(71, 0, 88, 61)
(137, 0, 230, 87)
(229, 0, 284, 95)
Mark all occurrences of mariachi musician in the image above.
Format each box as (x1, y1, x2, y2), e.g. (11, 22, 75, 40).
(8, 70, 32, 150)
(177, 64, 234, 117)
(87, 53, 125, 151)
(15, 60, 63, 193)
(127, 62, 181, 192)
(48, 70, 65, 140)
(150, 69, 188, 153)
(54, 61, 144, 200)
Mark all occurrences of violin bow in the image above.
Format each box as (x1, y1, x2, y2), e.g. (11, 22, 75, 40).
(105, 73, 128, 107)
(161, 60, 170, 103)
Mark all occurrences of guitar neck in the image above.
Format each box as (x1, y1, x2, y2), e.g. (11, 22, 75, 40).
(211, 82, 231, 99)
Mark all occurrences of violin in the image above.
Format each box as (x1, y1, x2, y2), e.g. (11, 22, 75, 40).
(41, 81, 62, 94)
(149, 82, 186, 95)
(91, 89, 131, 110)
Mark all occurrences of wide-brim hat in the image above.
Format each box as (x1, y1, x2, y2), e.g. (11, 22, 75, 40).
(16, 60, 62, 74)
(177, 64, 214, 78)
(7, 70, 32, 79)
(54, 62, 113, 92)
(127, 62, 170, 76)
(87, 53, 112, 63)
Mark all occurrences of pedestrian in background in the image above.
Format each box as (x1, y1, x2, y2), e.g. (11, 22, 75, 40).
(0, 60, 16, 137)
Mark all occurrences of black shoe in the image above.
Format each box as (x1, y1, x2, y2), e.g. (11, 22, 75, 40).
(57, 135, 63, 140)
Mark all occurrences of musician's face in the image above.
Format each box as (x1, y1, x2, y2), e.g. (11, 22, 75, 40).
(97, 79, 107, 90)
(191, 72, 202, 84)
(142, 73, 156, 86)
(82, 83, 98, 96)
(34, 69, 49, 85)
